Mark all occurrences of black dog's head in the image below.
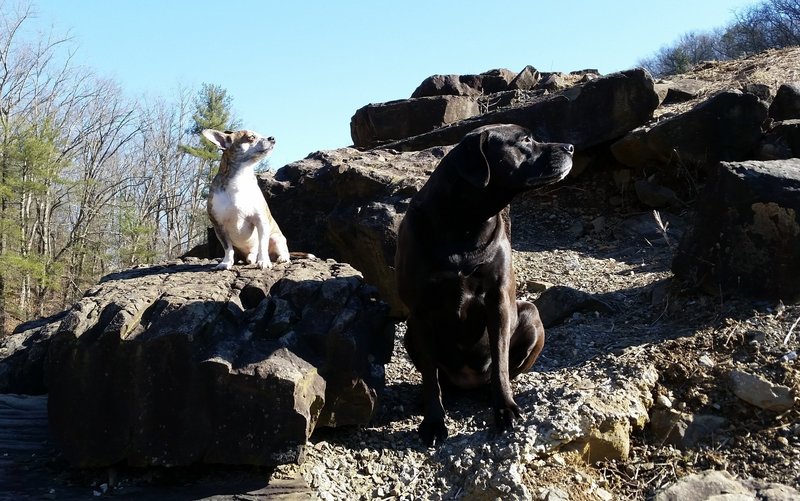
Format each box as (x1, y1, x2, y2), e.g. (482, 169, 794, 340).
(454, 124, 573, 191)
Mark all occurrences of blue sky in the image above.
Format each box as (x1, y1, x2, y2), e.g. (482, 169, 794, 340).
(32, 0, 755, 168)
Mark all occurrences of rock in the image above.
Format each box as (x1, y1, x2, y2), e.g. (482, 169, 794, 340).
(649, 408, 689, 447)
(655, 470, 800, 501)
(753, 483, 800, 501)
(525, 279, 553, 293)
(654, 470, 752, 501)
(742, 82, 772, 102)
(410, 68, 517, 98)
(757, 126, 795, 160)
(655, 394, 673, 408)
(0, 311, 65, 394)
(382, 69, 660, 153)
(614, 212, 684, 245)
(259, 147, 442, 317)
(583, 419, 631, 462)
(533, 285, 616, 328)
(477, 68, 518, 94)
(538, 72, 568, 91)
(761, 119, 800, 158)
(650, 409, 727, 448)
(411, 74, 479, 98)
(634, 178, 682, 208)
(350, 95, 480, 148)
(611, 91, 768, 194)
(672, 159, 800, 303)
(534, 358, 657, 462)
(654, 83, 670, 105)
(45, 258, 392, 468)
(769, 82, 800, 120)
(659, 78, 708, 105)
(729, 370, 795, 412)
(537, 487, 570, 501)
(509, 65, 540, 90)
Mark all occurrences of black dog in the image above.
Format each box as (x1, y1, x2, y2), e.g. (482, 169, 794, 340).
(395, 124, 573, 446)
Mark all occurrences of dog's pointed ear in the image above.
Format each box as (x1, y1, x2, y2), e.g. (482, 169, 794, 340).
(201, 129, 232, 150)
(456, 129, 491, 188)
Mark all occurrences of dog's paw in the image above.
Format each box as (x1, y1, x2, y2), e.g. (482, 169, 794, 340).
(255, 259, 273, 270)
(245, 252, 257, 265)
(494, 402, 523, 433)
(214, 261, 233, 271)
(419, 417, 448, 447)
(275, 253, 290, 264)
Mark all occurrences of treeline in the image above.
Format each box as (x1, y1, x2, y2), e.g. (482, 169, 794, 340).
(0, 5, 235, 334)
(640, 0, 800, 77)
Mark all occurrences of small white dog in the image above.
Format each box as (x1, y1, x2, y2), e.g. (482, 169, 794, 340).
(202, 128, 292, 270)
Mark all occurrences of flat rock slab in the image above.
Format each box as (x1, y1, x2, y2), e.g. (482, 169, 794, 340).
(380, 69, 659, 152)
(46, 258, 392, 468)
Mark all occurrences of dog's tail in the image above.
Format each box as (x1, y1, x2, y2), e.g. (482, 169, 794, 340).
(289, 251, 317, 260)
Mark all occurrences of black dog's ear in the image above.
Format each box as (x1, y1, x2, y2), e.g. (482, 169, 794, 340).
(456, 129, 491, 188)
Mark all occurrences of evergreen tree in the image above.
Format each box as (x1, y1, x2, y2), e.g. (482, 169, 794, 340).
(179, 83, 239, 164)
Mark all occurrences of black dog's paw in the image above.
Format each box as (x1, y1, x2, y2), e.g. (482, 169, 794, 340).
(419, 417, 448, 447)
(494, 402, 523, 433)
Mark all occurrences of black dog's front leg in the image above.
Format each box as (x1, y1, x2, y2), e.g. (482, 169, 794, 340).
(486, 288, 522, 432)
(404, 316, 448, 446)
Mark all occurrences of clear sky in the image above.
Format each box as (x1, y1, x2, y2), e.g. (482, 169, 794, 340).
(31, 0, 755, 168)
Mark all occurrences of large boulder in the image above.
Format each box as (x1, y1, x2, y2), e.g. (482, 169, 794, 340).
(611, 91, 768, 193)
(672, 159, 800, 303)
(45, 258, 392, 468)
(259, 147, 444, 317)
(350, 95, 480, 149)
(410, 68, 517, 98)
(380, 69, 660, 152)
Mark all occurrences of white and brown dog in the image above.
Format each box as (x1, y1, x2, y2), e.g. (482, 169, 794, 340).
(202, 129, 296, 270)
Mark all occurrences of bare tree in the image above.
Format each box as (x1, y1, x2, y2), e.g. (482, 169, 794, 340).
(0, 2, 76, 332)
(0, 3, 233, 332)
(640, 0, 800, 77)
(639, 31, 720, 77)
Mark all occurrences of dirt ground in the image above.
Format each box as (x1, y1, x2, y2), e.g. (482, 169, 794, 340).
(505, 167, 800, 499)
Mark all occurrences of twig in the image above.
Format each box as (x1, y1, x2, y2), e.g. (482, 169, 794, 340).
(784, 314, 800, 345)
(652, 210, 673, 248)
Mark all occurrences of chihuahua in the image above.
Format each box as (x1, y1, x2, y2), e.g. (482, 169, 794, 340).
(202, 129, 296, 270)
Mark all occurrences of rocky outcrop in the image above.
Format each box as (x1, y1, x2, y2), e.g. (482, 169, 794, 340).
(264, 71, 663, 317)
(379, 69, 659, 152)
(45, 258, 391, 468)
(259, 147, 442, 317)
(611, 91, 769, 191)
(672, 158, 800, 303)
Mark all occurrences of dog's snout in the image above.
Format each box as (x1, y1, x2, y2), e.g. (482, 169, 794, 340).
(562, 144, 574, 155)
(267, 136, 275, 142)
